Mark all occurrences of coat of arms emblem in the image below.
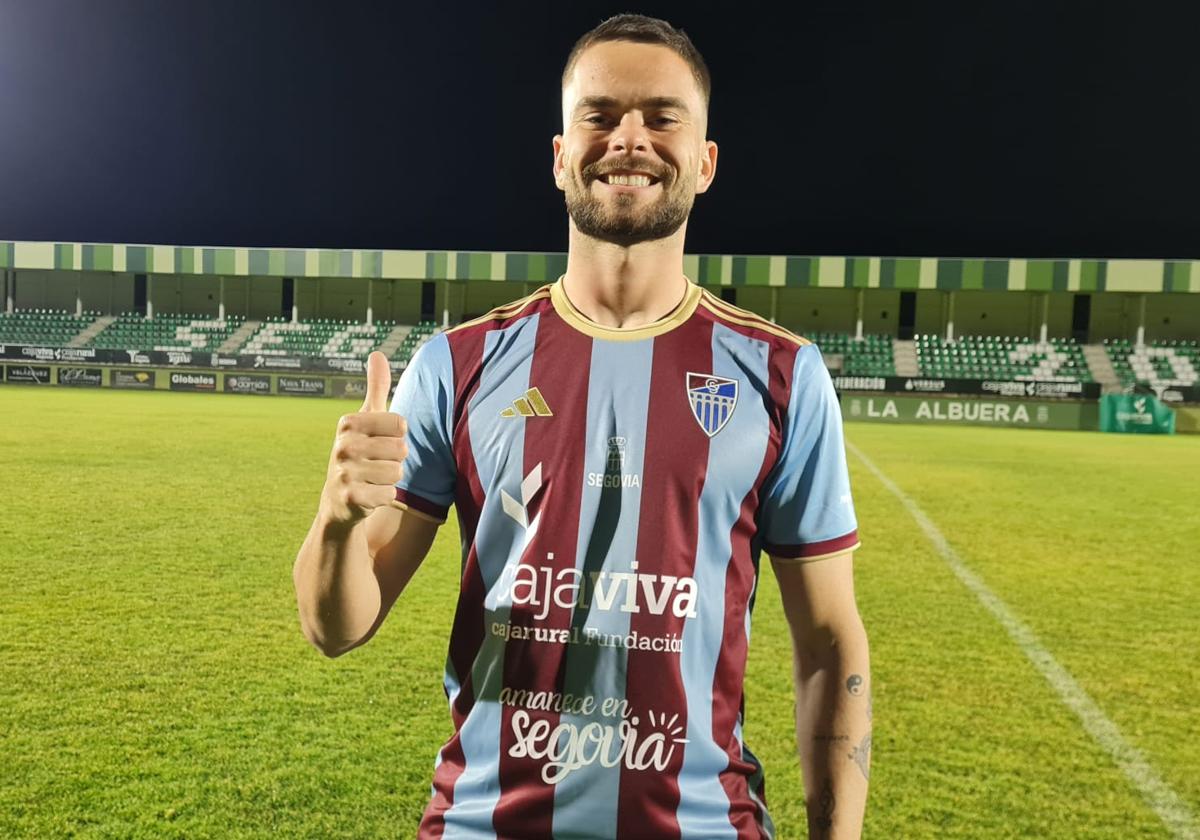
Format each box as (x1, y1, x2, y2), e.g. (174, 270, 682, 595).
(686, 372, 738, 437)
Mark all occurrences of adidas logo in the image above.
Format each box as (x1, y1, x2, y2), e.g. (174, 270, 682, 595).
(500, 387, 554, 418)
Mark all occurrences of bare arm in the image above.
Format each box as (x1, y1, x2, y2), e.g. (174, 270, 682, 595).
(292, 350, 443, 658)
(293, 500, 440, 658)
(771, 550, 871, 839)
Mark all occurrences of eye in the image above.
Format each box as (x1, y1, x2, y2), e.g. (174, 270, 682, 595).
(583, 115, 608, 125)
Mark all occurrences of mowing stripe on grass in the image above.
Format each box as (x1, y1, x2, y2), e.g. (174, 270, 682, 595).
(846, 440, 1198, 840)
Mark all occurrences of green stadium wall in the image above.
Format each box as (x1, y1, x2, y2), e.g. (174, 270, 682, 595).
(842, 394, 1100, 431)
(3, 242, 1199, 342)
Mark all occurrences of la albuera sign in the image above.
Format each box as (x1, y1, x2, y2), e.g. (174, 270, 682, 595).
(842, 395, 1097, 431)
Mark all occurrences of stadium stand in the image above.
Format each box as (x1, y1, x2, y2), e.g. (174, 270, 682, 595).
(85, 312, 245, 352)
(1103, 339, 1199, 389)
(916, 334, 1093, 382)
(394, 321, 439, 363)
(809, 332, 896, 377)
(239, 316, 393, 358)
(0, 308, 100, 345)
(0, 307, 443, 364)
(23, 305, 1198, 391)
(237, 317, 439, 362)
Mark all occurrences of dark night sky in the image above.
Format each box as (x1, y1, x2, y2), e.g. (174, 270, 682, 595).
(1, 1, 1198, 259)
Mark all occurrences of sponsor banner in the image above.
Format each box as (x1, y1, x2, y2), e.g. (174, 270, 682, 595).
(4, 363, 51, 384)
(238, 354, 384, 373)
(831, 375, 892, 392)
(56, 366, 103, 387)
(1, 344, 99, 362)
(223, 374, 272, 396)
(168, 371, 217, 391)
(222, 373, 272, 395)
(110, 349, 216, 367)
(842, 394, 1096, 430)
(978, 379, 1100, 399)
(241, 354, 304, 370)
(1157, 385, 1200, 404)
(278, 375, 327, 396)
(832, 374, 1100, 400)
(0, 343, 409, 375)
(1099, 394, 1175, 434)
(319, 356, 366, 374)
(111, 369, 156, 389)
(332, 376, 368, 400)
(120, 349, 153, 365)
(155, 350, 206, 367)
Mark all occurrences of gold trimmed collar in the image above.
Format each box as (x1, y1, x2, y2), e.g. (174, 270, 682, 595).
(549, 273, 701, 342)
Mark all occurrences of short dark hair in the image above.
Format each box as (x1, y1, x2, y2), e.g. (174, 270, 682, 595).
(561, 13, 711, 110)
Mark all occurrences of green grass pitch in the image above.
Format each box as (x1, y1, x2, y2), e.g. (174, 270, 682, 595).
(1, 386, 1197, 838)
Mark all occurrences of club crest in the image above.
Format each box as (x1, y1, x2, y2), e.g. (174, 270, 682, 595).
(686, 372, 738, 437)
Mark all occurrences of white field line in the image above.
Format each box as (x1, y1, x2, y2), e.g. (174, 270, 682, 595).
(847, 440, 1198, 840)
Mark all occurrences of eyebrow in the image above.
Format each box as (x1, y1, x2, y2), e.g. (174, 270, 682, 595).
(573, 95, 691, 114)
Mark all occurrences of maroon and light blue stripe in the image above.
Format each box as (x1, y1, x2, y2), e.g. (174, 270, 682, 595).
(439, 315, 543, 837)
(677, 322, 775, 839)
(550, 337, 657, 837)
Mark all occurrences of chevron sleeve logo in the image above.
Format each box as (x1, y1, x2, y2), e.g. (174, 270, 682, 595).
(500, 462, 544, 529)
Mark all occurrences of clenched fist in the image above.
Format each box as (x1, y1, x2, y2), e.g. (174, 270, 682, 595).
(320, 350, 408, 526)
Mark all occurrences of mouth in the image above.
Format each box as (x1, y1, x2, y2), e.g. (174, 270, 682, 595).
(596, 170, 661, 189)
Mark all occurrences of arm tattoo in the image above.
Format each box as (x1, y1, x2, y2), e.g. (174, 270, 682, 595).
(850, 731, 872, 781)
(813, 734, 849, 743)
(846, 674, 864, 695)
(814, 778, 835, 837)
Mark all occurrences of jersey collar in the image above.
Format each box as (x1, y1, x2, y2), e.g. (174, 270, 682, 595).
(549, 273, 702, 342)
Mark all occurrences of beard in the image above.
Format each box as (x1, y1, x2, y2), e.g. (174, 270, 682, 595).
(563, 162, 696, 247)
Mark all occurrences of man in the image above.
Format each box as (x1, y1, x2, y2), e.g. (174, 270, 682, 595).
(293, 13, 871, 839)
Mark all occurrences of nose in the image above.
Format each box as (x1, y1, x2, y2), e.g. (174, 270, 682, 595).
(607, 110, 651, 155)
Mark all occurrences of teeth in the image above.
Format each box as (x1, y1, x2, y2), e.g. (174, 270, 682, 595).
(605, 173, 653, 187)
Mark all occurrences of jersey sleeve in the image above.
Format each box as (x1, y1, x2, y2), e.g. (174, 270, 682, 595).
(387, 331, 456, 523)
(758, 342, 861, 561)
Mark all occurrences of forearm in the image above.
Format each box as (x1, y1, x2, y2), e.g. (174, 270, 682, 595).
(794, 620, 872, 839)
(293, 508, 381, 657)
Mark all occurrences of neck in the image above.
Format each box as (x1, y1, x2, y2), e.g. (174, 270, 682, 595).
(562, 220, 689, 328)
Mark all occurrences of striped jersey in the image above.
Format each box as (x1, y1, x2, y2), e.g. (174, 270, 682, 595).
(388, 275, 861, 839)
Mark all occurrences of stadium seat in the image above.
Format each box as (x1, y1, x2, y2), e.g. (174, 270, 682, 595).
(82, 312, 246, 352)
(915, 334, 1093, 383)
(800, 331, 896, 377)
(0, 308, 100, 346)
(232, 316, 405, 359)
(1105, 339, 1199, 388)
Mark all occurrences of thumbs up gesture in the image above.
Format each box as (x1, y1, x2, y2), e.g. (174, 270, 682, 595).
(320, 351, 408, 526)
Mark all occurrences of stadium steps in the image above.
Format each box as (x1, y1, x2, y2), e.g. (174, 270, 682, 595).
(1083, 343, 1124, 393)
(892, 339, 919, 376)
(218, 319, 261, 354)
(67, 315, 115, 348)
(376, 324, 415, 357)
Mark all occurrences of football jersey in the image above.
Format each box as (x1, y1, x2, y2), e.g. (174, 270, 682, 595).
(388, 274, 860, 840)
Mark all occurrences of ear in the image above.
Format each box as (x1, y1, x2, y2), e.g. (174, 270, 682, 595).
(695, 139, 718, 195)
(552, 135, 567, 192)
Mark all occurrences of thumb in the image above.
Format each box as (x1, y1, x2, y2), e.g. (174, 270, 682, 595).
(360, 350, 392, 413)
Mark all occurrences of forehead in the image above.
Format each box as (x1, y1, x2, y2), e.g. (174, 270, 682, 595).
(563, 40, 702, 112)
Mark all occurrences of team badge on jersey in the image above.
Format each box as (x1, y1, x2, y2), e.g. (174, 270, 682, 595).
(686, 372, 738, 437)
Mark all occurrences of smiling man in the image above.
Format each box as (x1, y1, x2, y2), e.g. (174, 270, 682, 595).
(294, 13, 870, 840)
